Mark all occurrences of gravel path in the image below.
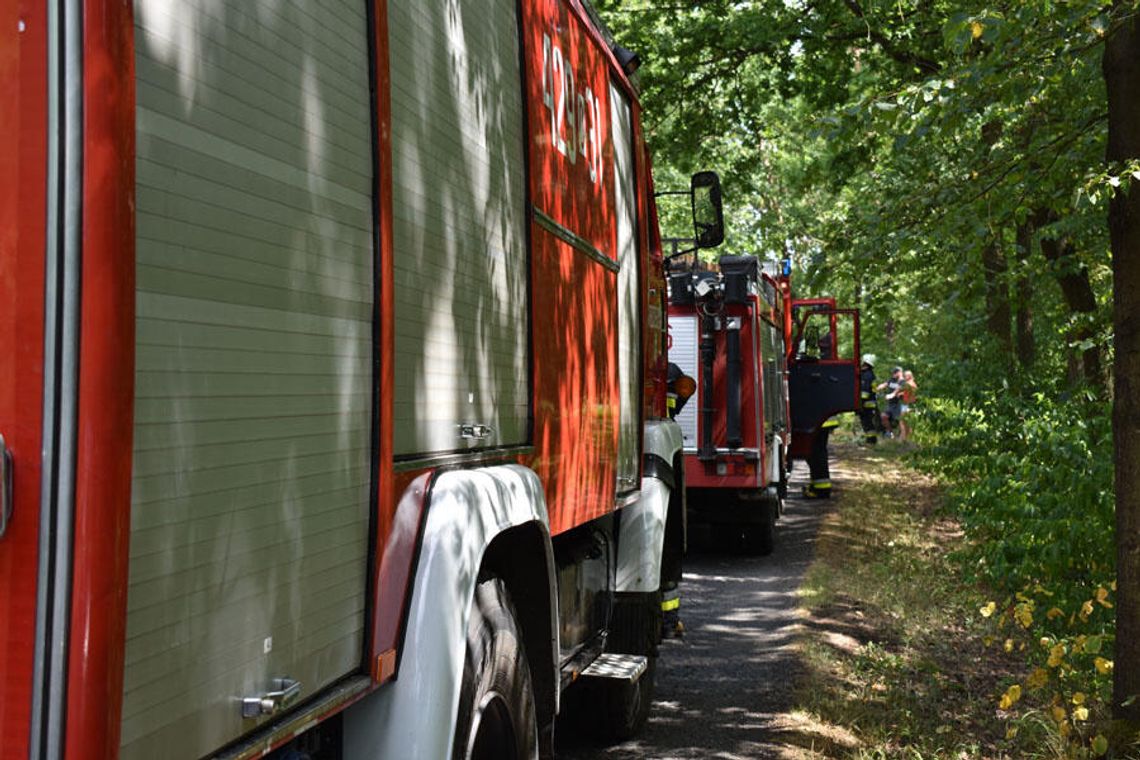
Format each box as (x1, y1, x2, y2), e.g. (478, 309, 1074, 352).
(556, 465, 836, 759)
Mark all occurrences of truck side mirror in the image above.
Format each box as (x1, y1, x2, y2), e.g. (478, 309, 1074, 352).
(691, 171, 724, 249)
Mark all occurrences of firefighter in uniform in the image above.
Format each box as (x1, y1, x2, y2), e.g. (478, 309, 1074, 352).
(803, 417, 839, 498)
(858, 354, 879, 445)
(662, 362, 695, 637)
(803, 328, 839, 498)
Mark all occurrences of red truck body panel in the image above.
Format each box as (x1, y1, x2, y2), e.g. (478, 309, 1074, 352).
(787, 299, 862, 460)
(0, 2, 49, 753)
(668, 280, 785, 495)
(679, 297, 769, 490)
(65, 1, 137, 755)
(2, 0, 664, 754)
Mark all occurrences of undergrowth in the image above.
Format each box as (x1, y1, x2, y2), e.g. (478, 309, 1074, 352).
(794, 443, 1016, 758)
(911, 394, 1137, 757)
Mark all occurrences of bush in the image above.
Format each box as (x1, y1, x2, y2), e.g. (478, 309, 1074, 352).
(916, 392, 1113, 600)
(913, 393, 1121, 755)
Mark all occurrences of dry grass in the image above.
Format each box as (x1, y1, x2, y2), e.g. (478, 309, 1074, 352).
(779, 440, 1031, 759)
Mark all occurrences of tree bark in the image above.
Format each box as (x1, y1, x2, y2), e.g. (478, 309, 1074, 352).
(1104, 1, 1140, 724)
(981, 241, 1013, 367)
(1014, 221, 1035, 371)
(1032, 208, 1104, 388)
(1043, 235, 1103, 388)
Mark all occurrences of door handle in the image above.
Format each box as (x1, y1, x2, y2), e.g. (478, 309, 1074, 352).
(0, 434, 11, 540)
(458, 423, 495, 440)
(241, 677, 302, 718)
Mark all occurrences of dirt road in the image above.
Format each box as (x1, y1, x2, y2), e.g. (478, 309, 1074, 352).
(557, 465, 836, 759)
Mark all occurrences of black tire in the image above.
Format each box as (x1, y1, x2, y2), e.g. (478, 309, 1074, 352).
(741, 501, 776, 556)
(452, 579, 538, 760)
(710, 523, 743, 553)
(777, 453, 789, 506)
(594, 656, 656, 742)
(593, 592, 660, 741)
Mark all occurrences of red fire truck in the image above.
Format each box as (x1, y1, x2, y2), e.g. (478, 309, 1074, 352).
(666, 260, 860, 554)
(666, 257, 791, 554)
(0, 1, 723, 758)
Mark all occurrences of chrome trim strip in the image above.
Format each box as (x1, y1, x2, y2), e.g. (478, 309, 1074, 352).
(681, 447, 761, 458)
(392, 445, 536, 474)
(532, 207, 619, 273)
(31, 0, 82, 755)
(212, 676, 374, 760)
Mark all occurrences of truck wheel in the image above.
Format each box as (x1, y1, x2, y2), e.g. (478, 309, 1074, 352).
(595, 657, 656, 741)
(452, 579, 538, 760)
(711, 523, 743, 553)
(584, 592, 659, 741)
(742, 503, 776, 556)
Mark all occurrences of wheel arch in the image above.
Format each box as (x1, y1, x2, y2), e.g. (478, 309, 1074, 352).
(615, 420, 683, 594)
(479, 520, 559, 733)
(342, 464, 558, 759)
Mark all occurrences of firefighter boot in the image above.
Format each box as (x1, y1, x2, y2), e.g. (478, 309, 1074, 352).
(661, 587, 684, 639)
(802, 482, 832, 499)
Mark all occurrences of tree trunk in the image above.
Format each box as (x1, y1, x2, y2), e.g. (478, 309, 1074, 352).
(1014, 221, 1035, 372)
(1104, 1, 1140, 724)
(1032, 208, 1104, 388)
(981, 241, 1013, 367)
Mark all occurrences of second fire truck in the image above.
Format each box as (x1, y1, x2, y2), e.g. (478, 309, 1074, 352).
(667, 258, 860, 553)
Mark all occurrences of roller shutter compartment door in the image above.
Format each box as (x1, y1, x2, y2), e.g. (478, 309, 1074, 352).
(124, 2, 374, 757)
(610, 83, 640, 493)
(388, 0, 530, 457)
(668, 315, 700, 449)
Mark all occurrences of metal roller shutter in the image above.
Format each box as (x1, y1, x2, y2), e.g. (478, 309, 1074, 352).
(124, 1, 374, 757)
(388, 0, 530, 457)
(611, 84, 640, 493)
(668, 314, 700, 449)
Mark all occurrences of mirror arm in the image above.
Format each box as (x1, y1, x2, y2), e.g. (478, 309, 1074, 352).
(654, 189, 692, 198)
(665, 244, 698, 260)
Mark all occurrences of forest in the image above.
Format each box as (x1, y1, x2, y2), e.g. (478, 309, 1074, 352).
(593, 0, 1140, 754)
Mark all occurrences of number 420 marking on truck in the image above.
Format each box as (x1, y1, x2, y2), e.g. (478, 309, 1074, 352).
(542, 31, 603, 187)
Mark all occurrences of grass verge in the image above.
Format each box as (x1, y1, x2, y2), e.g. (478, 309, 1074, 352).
(781, 440, 1030, 759)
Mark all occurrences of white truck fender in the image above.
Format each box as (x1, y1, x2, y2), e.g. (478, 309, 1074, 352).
(770, 432, 784, 486)
(615, 419, 683, 593)
(342, 464, 555, 760)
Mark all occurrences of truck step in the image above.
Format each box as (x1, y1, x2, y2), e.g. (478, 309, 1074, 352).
(580, 653, 648, 683)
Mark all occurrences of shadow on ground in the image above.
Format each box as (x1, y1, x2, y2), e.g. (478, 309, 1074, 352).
(555, 458, 861, 759)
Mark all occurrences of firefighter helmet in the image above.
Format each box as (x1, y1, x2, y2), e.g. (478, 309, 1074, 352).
(861, 353, 876, 367)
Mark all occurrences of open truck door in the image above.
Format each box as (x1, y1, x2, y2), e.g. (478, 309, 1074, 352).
(787, 304, 861, 461)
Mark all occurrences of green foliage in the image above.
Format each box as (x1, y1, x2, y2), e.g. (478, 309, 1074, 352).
(595, 0, 1117, 387)
(591, 0, 1133, 749)
(913, 393, 1122, 754)
(916, 394, 1113, 599)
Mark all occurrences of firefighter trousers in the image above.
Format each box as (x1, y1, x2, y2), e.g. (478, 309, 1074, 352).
(858, 405, 879, 444)
(805, 421, 837, 497)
